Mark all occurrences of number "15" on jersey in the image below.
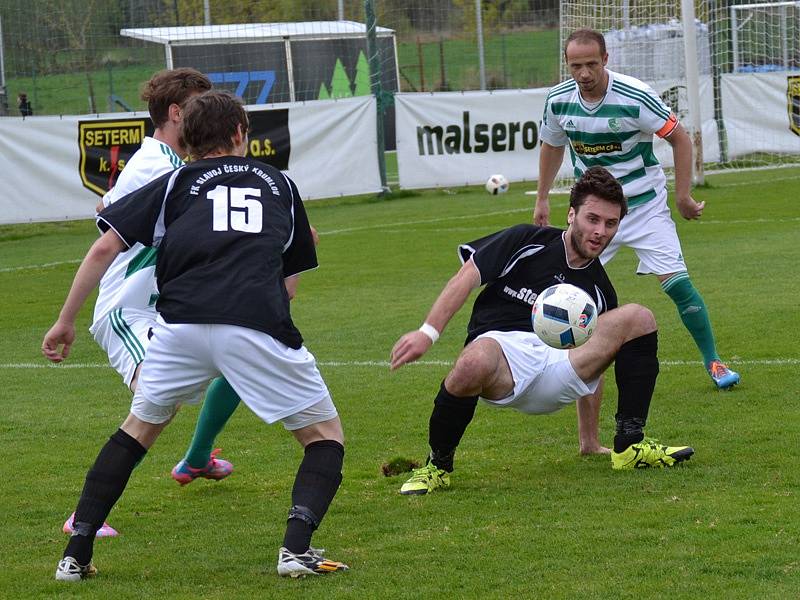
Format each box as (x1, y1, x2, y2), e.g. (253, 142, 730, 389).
(207, 185, 263, 233)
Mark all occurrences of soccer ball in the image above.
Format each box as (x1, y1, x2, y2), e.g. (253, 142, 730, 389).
(531, 284, 598, 349)
(485, 174, 509, 195)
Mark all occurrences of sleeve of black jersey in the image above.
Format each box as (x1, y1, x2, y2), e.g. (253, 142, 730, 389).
(458, 224, 554, 285)
(281, 177, 318, 277)
(96, 170, 175, 248)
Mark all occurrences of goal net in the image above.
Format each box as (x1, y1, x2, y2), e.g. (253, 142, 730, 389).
(558, 0, 800, 178)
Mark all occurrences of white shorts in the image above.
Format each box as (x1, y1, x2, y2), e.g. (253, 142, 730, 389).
(600, 189, 688, 276)
(474, 330, 598, 415)
(90, 308, 155, 389)
(131, 317, 336, 430)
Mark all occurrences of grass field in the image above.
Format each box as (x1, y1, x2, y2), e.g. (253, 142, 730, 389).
(1, 167, 799, 598)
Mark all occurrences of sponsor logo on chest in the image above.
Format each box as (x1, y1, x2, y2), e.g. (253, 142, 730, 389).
(573, 140, 622, 155)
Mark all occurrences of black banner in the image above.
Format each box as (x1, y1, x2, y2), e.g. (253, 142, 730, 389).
(245, 108, 291, 170)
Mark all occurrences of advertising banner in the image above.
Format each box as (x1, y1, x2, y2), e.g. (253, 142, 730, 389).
(721, 72, 800, 154)
(0, 95, 379, 224)
(395, 89, 573, 190)
(394, 81, 722, 190)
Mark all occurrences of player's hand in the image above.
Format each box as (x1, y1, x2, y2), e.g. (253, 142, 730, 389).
(533, 198, 551, 226)
(580, 442, 611, 455)
(42, 320, 76, 363)
(676, 195, 705, 220)
(390, 330, 433, 370)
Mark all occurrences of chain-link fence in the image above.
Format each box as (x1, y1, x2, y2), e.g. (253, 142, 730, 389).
(0, 0, 560, 117)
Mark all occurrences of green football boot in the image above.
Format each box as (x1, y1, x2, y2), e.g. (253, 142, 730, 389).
(399, 462, 451, 495)
(612, 438, 694, 470)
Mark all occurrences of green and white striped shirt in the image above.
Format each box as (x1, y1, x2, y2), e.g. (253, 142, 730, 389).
(90, 137, 183, 333)
(540, 70, 678, 209)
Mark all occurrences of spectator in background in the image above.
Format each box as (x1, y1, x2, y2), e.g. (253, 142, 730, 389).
(18, 92, 33, 116)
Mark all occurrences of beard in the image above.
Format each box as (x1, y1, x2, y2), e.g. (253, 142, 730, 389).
(569, 228, 603, 262)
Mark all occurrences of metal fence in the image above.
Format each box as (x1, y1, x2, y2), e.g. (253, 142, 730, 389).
(0, 0, 560, 116)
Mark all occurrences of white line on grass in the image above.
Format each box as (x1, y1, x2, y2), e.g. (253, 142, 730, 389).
(3, 358, 797, 370)
(4, 210, 796, 274)
(4, 170, 798, 273)
(320, 207, 532, 236)
(2, 208, 541, 272)
(706, 171, 800, 186)
(0, 259, 82, 273)
(692, 216, 800, 226)
(320, 207, 800, 235)
(533, 172, 800, 196)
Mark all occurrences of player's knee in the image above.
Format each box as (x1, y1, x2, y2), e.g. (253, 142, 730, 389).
(288, 412, 344, 447)
(448, 348, 495, 395)
(624, 303, 657, 337)
(120, 412, 167, 449)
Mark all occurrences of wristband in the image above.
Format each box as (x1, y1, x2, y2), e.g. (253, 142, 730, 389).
(418, 323, 440, 344)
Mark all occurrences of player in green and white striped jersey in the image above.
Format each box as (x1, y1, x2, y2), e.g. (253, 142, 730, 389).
(91, 137, 183, 368)
(536, 29, 739, 390)
(62, 69, 241, 537)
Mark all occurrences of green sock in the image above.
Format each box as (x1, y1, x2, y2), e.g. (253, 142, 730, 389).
(661, 272, 719, 367)
(184, 377, 241, 469)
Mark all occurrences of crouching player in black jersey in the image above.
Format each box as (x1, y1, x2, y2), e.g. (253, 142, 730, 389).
(43, 91, 348, 580)
(390, 166, 694, 495)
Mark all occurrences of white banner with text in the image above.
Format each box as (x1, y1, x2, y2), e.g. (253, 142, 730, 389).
(395, 74, 800, 191)
(0, 96, 379, 224)
(394, 89, 568, 190)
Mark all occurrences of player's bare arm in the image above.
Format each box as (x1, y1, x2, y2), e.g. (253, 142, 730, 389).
(534, 142, 566, 226)
(664, 122, 705, 220)
(283, 225, 319, 300)
(390, 259, 481, 370)
(284, 275, 299, 300)
(42, 230, 127, 363)
(576, 377, 610, 455)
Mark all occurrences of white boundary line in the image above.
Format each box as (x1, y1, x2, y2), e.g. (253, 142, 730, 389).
(531, 171, 800, 196)
(3, 169, 798, 273)
(3, 209, 798, 273)
(0, 259, 81, 273)
(2, 358, 797, 370)
(321, 207, 532, 236)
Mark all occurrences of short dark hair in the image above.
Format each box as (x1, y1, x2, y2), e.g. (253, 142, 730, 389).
(141, 68, 212, 128)
(564, 28, 607, 58)
(180, 91, 249, 159)
(569, 166, 627, 218)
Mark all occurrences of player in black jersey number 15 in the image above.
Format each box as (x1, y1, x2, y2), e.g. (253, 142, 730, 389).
(391, 166, 695, 496)
(44, 91, 348, 580)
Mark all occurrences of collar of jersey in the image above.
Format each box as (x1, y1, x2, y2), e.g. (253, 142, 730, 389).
(561, 231, 595, 270)
(577, 69, 611, 114)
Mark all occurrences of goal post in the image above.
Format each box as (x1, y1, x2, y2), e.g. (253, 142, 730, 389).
(730, 1, 800, 73)
(682, 0, 705, 184)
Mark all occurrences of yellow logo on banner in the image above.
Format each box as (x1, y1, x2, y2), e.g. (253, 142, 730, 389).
(78, 120, 148, 197)
(788, 75, 800, 137)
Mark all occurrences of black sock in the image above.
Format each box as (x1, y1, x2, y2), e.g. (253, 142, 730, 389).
(64, 429, 147, 564)
(613, 332, 659, 453)
(428, 381, 478, 472)
(283, 440, 344, 554)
